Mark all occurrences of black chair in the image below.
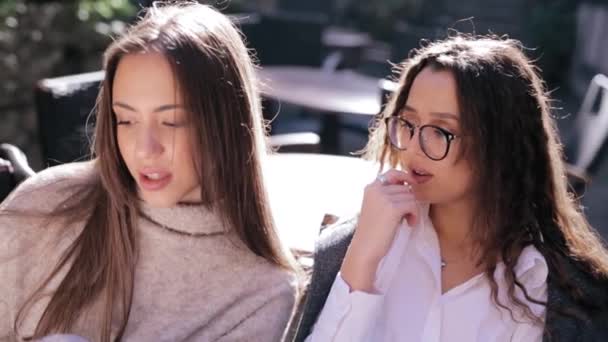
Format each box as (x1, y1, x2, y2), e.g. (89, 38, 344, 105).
(391, 21, 444, 62)
(35, 71, 103, 166)
(251, 11, 328, 67)
(228, 12, 262, 54)
(277, 0, 334, 15)
(35, 71, 321, 165)
(564, 74, 608, 195)
(0, 143, 36, 202)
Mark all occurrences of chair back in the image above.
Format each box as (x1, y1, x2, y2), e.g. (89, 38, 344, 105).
(277, 0, 334, 15)
(253, 11, 327, 67)
(567, 74, 608, 176)
(0, 143, 35, 202)
(35, 71, 103, 166)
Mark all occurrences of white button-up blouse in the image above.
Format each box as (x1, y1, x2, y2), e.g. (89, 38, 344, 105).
(306, 205, 548, 342)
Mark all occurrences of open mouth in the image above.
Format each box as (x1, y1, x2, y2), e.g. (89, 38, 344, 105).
(139, 170, 172, 191)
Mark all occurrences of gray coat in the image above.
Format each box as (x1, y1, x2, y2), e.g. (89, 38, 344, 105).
(290, 218, 608, 342)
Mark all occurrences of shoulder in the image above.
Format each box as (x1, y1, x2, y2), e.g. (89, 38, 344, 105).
(254, 262, 299, 298)
(0, 161, 97, 212)
(547, 256, 608, 307)
(312, 215, 358, 282)
(0, 163, 96, 331)
(308, 216, 358, 282)
(291, 217, 358, 342)
(316, 216, 358, 259)
(545, 255, 608, 340)
(222, 239, 299, 300)
(219, 252, 299, 332)
(0, 161, 96, 264)
(257, 261, 299, 298)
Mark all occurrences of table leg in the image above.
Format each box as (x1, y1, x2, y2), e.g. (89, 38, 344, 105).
(320, 114, 340, 154)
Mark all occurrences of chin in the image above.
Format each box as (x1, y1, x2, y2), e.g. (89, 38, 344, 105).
(411, 187, 432, 202)
(139, 192, 180, 208)
(423, 193, 469, 207)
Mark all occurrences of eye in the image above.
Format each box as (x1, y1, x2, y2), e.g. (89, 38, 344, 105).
(433, 126, 456, 140)
(433, 127, 445, 136)
(162, 122, 185, 128)
(116, 120, 132, 126)
(403, 119, 416, 130)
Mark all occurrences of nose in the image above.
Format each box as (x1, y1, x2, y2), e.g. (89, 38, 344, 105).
(135, 124, 164, 160)
(398, 127, 426, 165)
(408, 127, 427, 158)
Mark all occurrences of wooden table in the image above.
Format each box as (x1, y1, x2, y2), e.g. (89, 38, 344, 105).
(264, 153, 378, 256)
(258, 66, 383, 154)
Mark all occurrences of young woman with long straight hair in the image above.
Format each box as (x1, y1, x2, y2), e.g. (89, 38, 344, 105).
(1, 2, 298, 341)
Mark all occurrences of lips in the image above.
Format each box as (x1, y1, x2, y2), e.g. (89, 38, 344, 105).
(138, 169, 172, 191)
(409, 166, 433, 185)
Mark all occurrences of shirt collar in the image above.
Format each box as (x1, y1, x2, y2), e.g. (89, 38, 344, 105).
(138, 200, 227, 236)
(412, 204, 548, 291)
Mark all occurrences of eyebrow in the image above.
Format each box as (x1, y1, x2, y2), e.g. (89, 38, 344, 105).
(112, 101, 184, 113)
(402, 104, 460, 121)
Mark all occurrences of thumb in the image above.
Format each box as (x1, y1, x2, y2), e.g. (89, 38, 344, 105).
(404, 212, 417, 227)
(403, 201, 424, 227)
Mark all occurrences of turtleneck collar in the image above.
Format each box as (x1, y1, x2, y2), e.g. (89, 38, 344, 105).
(138, 200, 227, 236)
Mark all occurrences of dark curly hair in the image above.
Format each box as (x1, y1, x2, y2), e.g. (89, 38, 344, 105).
(364, 34, 608, 329)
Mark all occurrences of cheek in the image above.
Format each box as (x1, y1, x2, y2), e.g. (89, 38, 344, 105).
(116, 130, 132, 164)
(436, 160, 474, 196)
(446, 167, 473, 192)
(415, 156, 474, 203)
(447, 148, 475, 193)
(174, 136, 199, 179)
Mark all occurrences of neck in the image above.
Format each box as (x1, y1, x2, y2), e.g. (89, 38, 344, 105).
(429, 197, 476, 252)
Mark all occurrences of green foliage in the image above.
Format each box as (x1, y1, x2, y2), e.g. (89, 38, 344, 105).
(77, 0, 136, 21)
(1, 0, 135, 20)
(0, 1, 18, 17)
(0, 0, 137, 86)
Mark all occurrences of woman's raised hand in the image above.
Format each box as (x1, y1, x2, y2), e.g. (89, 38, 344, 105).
(340, 169, 419, 292)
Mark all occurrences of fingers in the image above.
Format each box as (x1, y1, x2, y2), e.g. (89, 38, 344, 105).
(391, 197, 419, 226)
(403, 212, 418, 227)
(383, 184, 413, 195)
(388, 193, 418, 222)
(387, 193, 415, 202)
(362, 168, 420, 231)
(354, 168, 421, 267)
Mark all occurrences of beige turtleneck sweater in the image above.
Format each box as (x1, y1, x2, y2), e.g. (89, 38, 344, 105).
(0, 161, 297, 341)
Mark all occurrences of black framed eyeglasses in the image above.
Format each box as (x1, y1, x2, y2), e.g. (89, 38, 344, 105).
(384, 116, 460, 161)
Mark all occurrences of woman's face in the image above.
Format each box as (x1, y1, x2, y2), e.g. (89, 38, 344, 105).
(395, 66, 474, 205)
(112, 52, 201, 207)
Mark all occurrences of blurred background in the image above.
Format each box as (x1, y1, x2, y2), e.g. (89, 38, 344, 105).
(1, 0, 607, 238)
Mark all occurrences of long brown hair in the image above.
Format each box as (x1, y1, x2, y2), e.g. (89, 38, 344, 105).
(14, 2, 295, 340)
(365, 34, 608, 324)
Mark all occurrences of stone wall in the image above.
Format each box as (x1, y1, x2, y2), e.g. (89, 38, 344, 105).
(1, 0, 274, 171)
(1, 2, 129, 170)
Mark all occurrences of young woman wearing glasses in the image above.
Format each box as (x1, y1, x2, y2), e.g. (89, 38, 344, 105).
(294, 35, 608, 341)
